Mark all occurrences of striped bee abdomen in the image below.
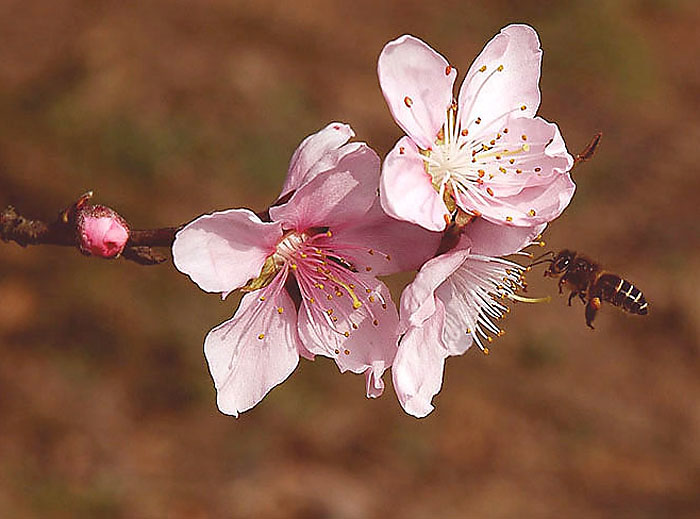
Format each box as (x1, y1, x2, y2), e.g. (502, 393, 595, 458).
(595, 273, 648, 315)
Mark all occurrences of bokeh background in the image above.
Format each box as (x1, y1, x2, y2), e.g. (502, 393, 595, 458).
(1, 0, 698, 517)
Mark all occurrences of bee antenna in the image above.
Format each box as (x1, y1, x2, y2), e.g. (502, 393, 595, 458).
(529, 250, 554, 267)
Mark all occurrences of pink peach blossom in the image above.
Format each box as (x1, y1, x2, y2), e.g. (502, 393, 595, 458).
(173, 124, 440, 416)
(76, 205, 130, 258)
(393, 219, 545, 417)
(378, 24, 575, 232)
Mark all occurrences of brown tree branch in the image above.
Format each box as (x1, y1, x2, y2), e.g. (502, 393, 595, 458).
(1, 194, 180, 265)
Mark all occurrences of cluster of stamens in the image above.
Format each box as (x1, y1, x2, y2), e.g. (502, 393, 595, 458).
(445, 236, 551, 355)
(250, 229, 391, 358)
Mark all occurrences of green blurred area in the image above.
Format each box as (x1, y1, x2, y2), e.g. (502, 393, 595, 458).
(1, 0, 698, 517)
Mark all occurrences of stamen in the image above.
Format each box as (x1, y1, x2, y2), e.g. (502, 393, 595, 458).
(509, 294, 551, 304)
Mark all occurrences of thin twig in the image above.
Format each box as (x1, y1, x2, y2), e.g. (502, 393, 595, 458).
(574, 131, 603, 167)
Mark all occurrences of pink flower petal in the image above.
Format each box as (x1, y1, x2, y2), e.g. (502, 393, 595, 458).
(399, 247, 470, 330)
(433, 269, 478, 355)
(173, 209, 283, 294)
(465, 218, 547, 257)
(378, 35, 457, 149)
(469, 116, 573, 199)
(279, 122, 356, 198)
(365, 361, 387, 398)
(380, 137, 450, 232)
(463, 171, 576, 227)
(458, 24, 542, 136)
(204, 279, 301, 417)
(270, 144, 379, 230)
(326, 200, 442, 276)
(392, 299, 448, 418)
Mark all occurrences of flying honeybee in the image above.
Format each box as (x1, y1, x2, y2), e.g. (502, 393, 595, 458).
(531, 249, 648, 329)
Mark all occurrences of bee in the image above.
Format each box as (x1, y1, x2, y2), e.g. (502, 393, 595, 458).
(531, 249, 648, 329)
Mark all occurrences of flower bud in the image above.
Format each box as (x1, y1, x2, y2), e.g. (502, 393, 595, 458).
(76, 204, 130, 258)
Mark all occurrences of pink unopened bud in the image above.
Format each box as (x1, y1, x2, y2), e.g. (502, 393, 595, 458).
(76, 205, 130, 258)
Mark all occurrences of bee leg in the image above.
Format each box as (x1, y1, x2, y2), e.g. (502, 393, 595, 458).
(568, 291, 577, 306)
(585, 297, 602, 329)
(578, 293, 587, 305)
(558, 276, 567, 295)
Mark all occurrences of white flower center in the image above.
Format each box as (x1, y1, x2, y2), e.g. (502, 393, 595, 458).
(273, 231, 307, 266)
(423, 105, 532, 210)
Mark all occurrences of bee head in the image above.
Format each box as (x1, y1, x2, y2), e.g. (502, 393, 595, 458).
(546, 250, 575, 276)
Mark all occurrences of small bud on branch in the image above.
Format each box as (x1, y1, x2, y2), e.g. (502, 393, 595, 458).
(1, 192, 180, 265)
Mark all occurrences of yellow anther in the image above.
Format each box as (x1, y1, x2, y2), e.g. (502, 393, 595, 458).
(506, 216, 513, 222)
(344, 331, 349, 337)
(325, 273, 362, 310)
(368, 249, 374, 255)
(528, 209, 536, 217)
(497, 64, 504, 71)
(258, 333, 265, 340)
(522, 143, 530, 152)
(479, 65, 487, 72)
(277, 307, 284, 314)
(344, 349, 350, 355)
(326, 230, 332, 237)
(483, 347, 490, 355)
(404, 96, 413, 107)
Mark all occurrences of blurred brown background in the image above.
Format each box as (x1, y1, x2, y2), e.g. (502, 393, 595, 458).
(1, 0, 698, 517)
